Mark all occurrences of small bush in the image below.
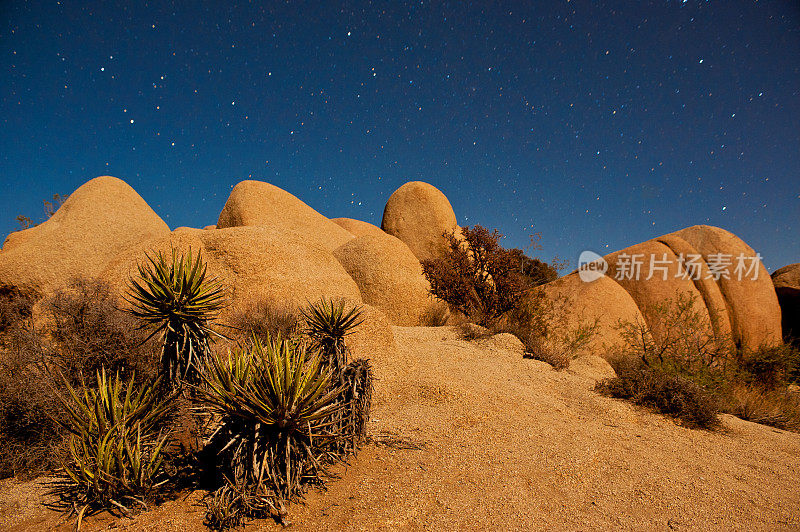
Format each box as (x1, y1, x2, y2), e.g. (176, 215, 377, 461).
(419, 301, 453, 327)
(596, 364, 719, 429)
(737, 344, 800, 390)
(46, 278, 158, 385)
(421, 225, 553, 327)
(226, 300, 300, 347)
(0, 286, 37, 337)
(0, 278, 160, 479)
(718, 383, 800, 431)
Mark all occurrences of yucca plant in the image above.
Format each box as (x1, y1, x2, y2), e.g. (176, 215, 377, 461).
(125, 247, 226, 387)
(301, 299, 373, 458)
(197, 335, 344, 525)
(51, 369, 175, 528)
(301, 298, 363, 373)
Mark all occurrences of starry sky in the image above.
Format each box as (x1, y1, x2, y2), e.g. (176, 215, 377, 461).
(1, 1, 798, 271)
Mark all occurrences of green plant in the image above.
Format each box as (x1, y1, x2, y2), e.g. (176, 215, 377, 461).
(52, 369, 175, 527)
(615, 292, 733, 378)
(421, 225, 555, 327)
(198, 336, 344, 525)
(596, 364, 719, 429)
(125, 248, 226, 386)
(302, 298, 364, 373)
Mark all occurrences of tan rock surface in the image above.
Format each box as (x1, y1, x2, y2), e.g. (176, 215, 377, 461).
(656, 233, 734, 348)
(4, 326, 800, 531)
(672, 225, 782, 349)
(333, 234, 431, 326)
(537, 272, 646, 357)
(0, 176, 169, 294)
(381, 181, 458, 262)
(216, 180, 354, 251)
(605, 240, 711, 343)
(331, 217, 386, 238)
(101, 225, 362, 318)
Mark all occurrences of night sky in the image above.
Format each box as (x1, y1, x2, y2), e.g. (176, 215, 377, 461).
(2, 1, 798, 271)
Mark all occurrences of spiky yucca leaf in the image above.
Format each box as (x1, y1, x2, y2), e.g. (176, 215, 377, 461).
(199, 335, 342, 436)
(125, 247, 226, 385)
(301, 298, 363, 372)
(197, 335, 345, 523)
(52, 369, 175, 527)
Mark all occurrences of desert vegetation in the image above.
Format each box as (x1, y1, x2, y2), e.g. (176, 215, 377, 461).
(597, 292, 800, 430)
(0, 248, 373, 530)
(420, 224, 593, 369)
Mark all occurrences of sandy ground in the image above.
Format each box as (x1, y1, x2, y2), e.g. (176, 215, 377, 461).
(2, 326, 800, 531)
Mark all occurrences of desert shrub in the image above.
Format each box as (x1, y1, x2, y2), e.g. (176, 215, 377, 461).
(15, 193, 68, 229)
(0, 287, 61, 478)
(516, 254, 559, 286)
(46, 278, 158, 385)
(419, 300, 452, 327)
(51, 369, 175, 527)
(491, 289, 598, 370)
(226, 300, 300, 347)
(609, 294, 800, 431)
(717, 383, 800, 431)
(125, 248, 226, 387)
(0, 286, 37, 336)
(596, 363, 719, 429)
(615, 292, 733, 379)
(736, 344, 800, 390)
(420, 225, 551, 327)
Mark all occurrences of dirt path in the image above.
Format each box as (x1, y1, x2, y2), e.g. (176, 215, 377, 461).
(2, 326, 799, 531)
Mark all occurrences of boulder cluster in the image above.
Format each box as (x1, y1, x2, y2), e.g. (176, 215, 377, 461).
(0, 175, 791, 363)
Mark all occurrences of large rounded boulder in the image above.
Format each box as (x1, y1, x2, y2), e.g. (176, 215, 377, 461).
(333, 234, 431, 326)
(0, 176, 169, 294)
(671, 225, 782, 350)
(101, 225, 362, 318)
(604, 240, 712, 343)
(772, 263, 800, 344)
(537, 272, 646, 358)
(381, 181, 458, 262)
(217, 180, 354, 251)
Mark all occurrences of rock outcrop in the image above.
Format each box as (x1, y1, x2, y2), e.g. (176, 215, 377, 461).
(381, 181, 458, 262)
(772, 263, 800, 343)
(0, 176, 169, 294)
(671, 225, 782, 350)
(333, 234, 431, 326)
(216, 180, 354, 251)
(102, 225, 362, 318)
(331, 218, 386, 239)
(538, 272, 646, 357)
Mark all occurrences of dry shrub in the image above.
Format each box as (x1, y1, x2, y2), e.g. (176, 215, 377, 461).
(419, 300, 452, 327)
(522, 334, 571, 370)
(608, 294, 800, 431)
(719, 383, 800, 431)
(47, 278, 158, 385)
(0, 278, 159, 479)
(596, 363, 719, 429)
(421, 225, 556, 327)
(457, 322, 492, 342)
(225, 300, 300, 347)
(492, 291, 598, 371)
